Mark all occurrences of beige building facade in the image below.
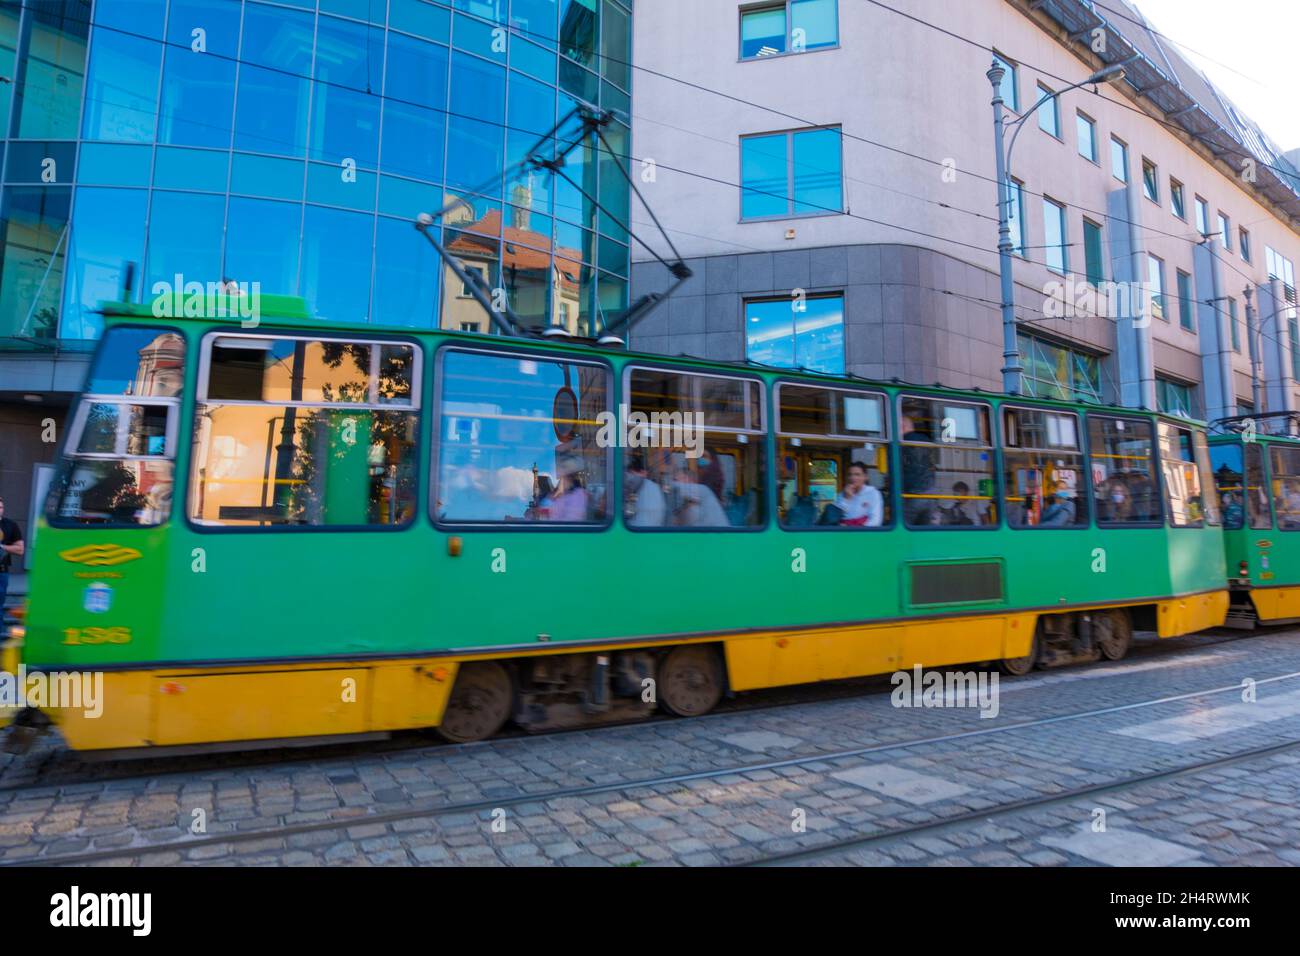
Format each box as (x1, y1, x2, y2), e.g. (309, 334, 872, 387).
(628, 0, 1300, 426)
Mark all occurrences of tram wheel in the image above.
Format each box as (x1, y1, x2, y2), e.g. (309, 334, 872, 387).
(1096, 609, 1133, 661)
(436, 661, 513, 743)
(999, 631, 1039, 677)
(657, 645, 724, 718)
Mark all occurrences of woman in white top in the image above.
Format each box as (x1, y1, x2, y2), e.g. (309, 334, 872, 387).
(834, 461, 884, 527)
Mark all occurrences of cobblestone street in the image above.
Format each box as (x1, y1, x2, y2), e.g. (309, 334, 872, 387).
(3, 628, 1299, 867)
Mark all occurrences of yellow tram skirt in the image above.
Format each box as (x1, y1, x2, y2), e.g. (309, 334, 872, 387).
(30, 592, 1227, 752)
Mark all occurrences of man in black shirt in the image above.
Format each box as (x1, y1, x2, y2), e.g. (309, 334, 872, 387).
(0, 496, 25, 621)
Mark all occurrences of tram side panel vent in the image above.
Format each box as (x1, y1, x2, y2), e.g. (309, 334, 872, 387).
(908, 561, 1004, 607)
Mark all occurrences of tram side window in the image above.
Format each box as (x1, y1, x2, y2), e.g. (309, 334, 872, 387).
(48, 327, 186, 527)
(899, 397, 996, 527)
(776, 384, 891, 528)
(190, 335, 420, 527)
(1210, 442, 1270, 529)
(624, 368, 766, 529)
(1270, 446, 1300, 530)
(1157, 422, 1212, 527)
(1002, 407, 1087, 528)
(435, 351, 609, 525)
(1088, 416, 1160, 525)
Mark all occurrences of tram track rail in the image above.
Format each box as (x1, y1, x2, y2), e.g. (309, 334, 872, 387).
(0, 627, 1262, 797)
(737, 737, 1300, 867)
(6, 661, 1299, 868)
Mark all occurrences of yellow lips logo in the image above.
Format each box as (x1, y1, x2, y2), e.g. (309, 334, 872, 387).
(59, 544, 143, 567)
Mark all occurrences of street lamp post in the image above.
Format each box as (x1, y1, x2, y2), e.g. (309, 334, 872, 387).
(988, 62, 1127, 396)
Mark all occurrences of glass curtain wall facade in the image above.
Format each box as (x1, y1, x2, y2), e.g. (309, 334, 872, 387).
(0, 0, 633, 345)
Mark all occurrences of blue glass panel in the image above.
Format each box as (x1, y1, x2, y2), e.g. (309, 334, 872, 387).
(741, 134, 788, 219)
(791, 0, 838, 50)
(234, 4, 315, 156)
(306, 161, 378, 210)
(553, 94, 595, 226)
(82, 29, 161, 142)
(597, 234, 626, 276)
(373, 215, 439, 327)
(559, 0, 597, 68)
(14, 10, 86, 139)
(225, 197, 302, 294)
(377, 174, 442, 219)
(310, 16, 385, 168)
(4, 142, 76, 184)
(792, 127, 841, 215)
(0, 186, 71, 339)
(96, 0, 166, 39)
(231, 153, 306, 200)
(390, 0, 452, 42)
(511, 37, 556, 82)
(504, 72, 555, 213)
(62, 188, 148, 341)
(145, 191, 225, 292)
(745, 299, 795, 368)
(380, 32, 448, 182)
(511, 0, 558, 44)
(600, 0, 630, 88)
(77, 143, 153, 187)
(166, 0, 241, 56)
(559, 58, 598, 104)
(320, 0, 387, 22)
(454, 0, 507, 24)
(153, 146, 229, 191)
(794, 296, 845, 374)
(454, 12, 508, 62)
(446, 53, 505, 194)
(159, 0, 240, 148)
(301, 205, 375, 321)
(741, 6, 785, 58)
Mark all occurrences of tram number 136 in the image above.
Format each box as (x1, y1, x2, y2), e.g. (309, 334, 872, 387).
(63, 627, 132, 646)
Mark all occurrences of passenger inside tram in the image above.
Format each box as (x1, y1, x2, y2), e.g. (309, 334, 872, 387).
(834, 461, 884, 527)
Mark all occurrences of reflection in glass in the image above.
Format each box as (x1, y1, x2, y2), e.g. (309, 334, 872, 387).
(745, 296, 844, 374)
(82, 30, 160, 142)
(301, 205, 375, 322)
(436, 351, 608, 523)
(0, 186, 71, 340)
(234, 4, 315, 156)
(62, 187, 147, 341)
(225, 197, 302, 294)
(146, 192, 225, 295)
(447, 53, 506, 193)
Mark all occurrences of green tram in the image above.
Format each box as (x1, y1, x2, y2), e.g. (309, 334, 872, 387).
(5, 294, 1228, 753)
(1209, 423, 1300, 627)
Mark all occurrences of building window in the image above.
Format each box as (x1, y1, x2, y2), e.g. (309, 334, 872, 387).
(1176, 270, 1194, 331)
(1266, 247, 1299, 377)
(1076, 112, 1097, 162)
(1195, 196, 1210, 236)
(1228, 296, 1240, 352)
(1083, 218, 1104, 287)
(1156, 377, 1197, 419)
(740, 0, 839, 59)
(1148, 254, 1165, 321)
(1037, 83, 1060, 137)
(1170, 179, 1186, 219)
(1217, 212, 1232, 251)
(745, 294, 845, 374)
(1110, 137, 1128, 182)
(1240, 227, 1251, 263)
(1141, 159, 1159, 203)
(992, 52, 1018, 111)
(1043, 197, 1067, 274)
(1019, 333, 1102, 403)
(740, 126, 843, 219)
(1007, 177, 1027, 257)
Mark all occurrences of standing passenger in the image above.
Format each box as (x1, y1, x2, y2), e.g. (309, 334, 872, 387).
(625, 454, 667, 527)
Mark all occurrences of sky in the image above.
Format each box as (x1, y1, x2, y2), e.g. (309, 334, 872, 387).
(1132, 0, 1300, 154)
